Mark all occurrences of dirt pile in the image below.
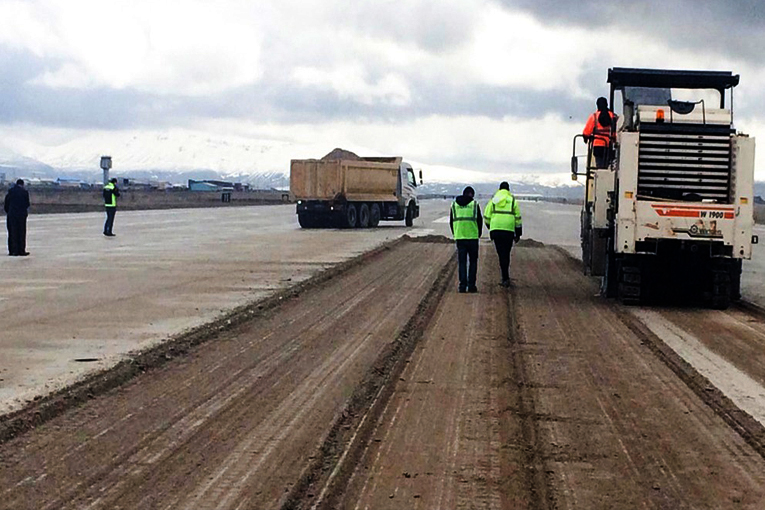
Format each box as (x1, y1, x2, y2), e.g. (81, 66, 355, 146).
(517, 238, 545, 248)
(402, 234, 453, 244)
(321, 148, 362, 161)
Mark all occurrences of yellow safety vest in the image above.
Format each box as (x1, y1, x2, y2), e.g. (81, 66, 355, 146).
(452, 200, 479, 240)
(104, 183, 117, 207)
(485, 190, 521, 232)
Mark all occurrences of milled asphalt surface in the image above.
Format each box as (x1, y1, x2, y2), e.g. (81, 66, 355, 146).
(1, 197, 763, 415)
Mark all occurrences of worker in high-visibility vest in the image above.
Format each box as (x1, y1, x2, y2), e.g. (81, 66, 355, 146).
(583, 97, 617, 168)
(103, 178, 121, 237)
(449, 186, 483, 293)
(484, 182, 522, 287)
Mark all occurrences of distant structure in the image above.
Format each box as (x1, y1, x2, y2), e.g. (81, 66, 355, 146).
(188, 179, 248, 192)
(56, 177, 90, 189)
(100, 156, 112, 185)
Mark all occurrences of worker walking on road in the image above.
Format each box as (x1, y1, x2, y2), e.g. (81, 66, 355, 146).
(484, 182, 522, 287)
(103, 178, 120, 237)
(4, 179, 30, 256)
(450, 186, 483, 293)
(583, 97, 617, 168)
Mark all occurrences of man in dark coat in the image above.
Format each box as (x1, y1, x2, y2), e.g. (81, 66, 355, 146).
(449, 186, 483, 293)
(4, 179, 30, 256)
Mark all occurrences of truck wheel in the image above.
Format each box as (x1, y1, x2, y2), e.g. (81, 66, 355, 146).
(345, 203, 358, 228)
(603, 252, 619, 298)
(358, 203, 370, 228)
(370, 204, 381, 227)
(730, 259, 742, 301)
(405, 203, 414, 227)
(710, 264, 732, 310)
(617, 261, 642, 306)
(298, 213, 315, 229)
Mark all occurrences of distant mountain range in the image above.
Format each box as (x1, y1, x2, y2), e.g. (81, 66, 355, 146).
(1, 131, 764, 200)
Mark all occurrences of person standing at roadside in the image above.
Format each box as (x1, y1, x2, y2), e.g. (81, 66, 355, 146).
(450, 186, 483, 293)
(484, 181, 522, 287)
(4, 179, 30, 256)
(103, 177, 120, 236)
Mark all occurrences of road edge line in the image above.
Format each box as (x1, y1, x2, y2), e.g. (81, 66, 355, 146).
(615, 307, 765, 460)
(550, 242, 765, 461)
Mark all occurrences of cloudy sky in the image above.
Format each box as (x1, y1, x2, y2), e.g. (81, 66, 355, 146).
(1, 0, 765, 181)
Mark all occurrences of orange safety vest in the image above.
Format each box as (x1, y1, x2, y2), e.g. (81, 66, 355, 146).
(583, 110, 616, 147)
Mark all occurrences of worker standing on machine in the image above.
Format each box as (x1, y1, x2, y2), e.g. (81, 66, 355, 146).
(583, 97, 617, 168)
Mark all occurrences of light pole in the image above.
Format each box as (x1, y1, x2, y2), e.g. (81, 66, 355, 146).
(100, 156, 112, 186)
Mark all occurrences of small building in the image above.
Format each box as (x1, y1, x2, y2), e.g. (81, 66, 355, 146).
(188, 180, 221, 192)
(57, 177, 90, 189)
(188, 179, 235, 192)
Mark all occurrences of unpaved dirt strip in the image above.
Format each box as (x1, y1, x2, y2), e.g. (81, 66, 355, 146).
(304, 242, 765, 509)
(0, 240, 452, 510)
(515, 246, 765, 509)
(325, 243, 546, 509)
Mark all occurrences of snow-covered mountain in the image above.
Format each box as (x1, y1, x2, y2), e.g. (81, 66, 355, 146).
(0, 144, 57, 179)
(7, 130, 296, 175)
(0, 130, 584, 195)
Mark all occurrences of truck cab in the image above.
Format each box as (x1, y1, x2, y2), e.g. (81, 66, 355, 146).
(399, 162, 420, 224)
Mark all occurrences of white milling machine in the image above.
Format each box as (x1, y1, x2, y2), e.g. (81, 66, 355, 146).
(572, 68, 757, 309)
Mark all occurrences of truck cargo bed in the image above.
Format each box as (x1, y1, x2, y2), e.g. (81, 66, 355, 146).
(290, 158, 402, 203)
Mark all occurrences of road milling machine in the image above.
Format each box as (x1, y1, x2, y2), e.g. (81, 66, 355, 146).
(572, 68, 757, 309)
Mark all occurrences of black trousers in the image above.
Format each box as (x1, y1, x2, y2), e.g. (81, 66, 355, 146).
(7, 215, 27, 255)
(104, 207, 117, 234)
(593, 146, 610, 168)
(456, 239, 479, 290)
(491, 230, 515, 281)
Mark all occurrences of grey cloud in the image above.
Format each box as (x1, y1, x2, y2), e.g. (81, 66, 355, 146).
(343, 1, 480, 54)
(0, 45, 598, 129)
(497, 0, 765, 63)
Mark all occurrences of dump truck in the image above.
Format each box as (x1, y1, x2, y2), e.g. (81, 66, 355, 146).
(572, 68, 757, 309)
(290, 149, 420, 228)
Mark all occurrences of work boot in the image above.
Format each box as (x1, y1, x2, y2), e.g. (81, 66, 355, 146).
(501, 279, 510, 288)
(458, 287, 467, 293)
(468, 286, 478, 293)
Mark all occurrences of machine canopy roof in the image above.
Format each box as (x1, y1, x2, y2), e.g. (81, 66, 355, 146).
(608, 68, 739, 91)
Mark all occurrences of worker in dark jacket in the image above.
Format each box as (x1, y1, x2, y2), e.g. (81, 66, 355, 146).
(450, 186, 483, 293)
(4, 179, 30, 256)
(103, 178, 120, 236)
